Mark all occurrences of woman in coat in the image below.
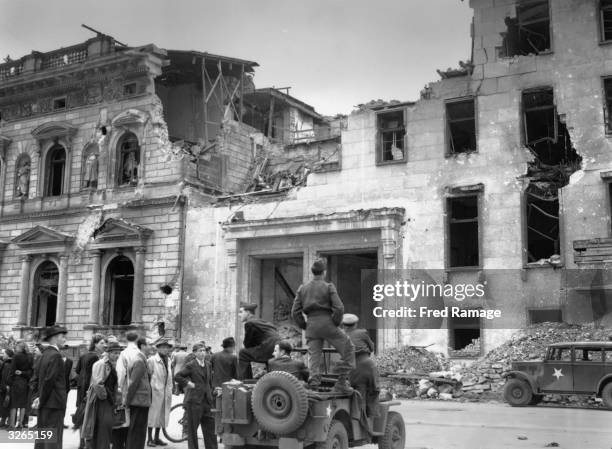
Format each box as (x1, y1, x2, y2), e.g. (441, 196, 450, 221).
(146, 339, 173, 447)
(81, 342, 123, 449)
(0, 349, 13, 427)
(9, 341, 32, 428)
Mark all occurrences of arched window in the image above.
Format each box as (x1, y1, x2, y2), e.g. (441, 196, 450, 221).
(45, 144, 66, 196)
(117, 133, 140, 186)
(104, 255, 134, 325)
(14, 154, 31, 198)
(32, 261, 59, 327)
(81, 144, 99, 189)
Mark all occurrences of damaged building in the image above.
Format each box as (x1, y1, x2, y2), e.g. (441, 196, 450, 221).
(2, 0, 612, 358)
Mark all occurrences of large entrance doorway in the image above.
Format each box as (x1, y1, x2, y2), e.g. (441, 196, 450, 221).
(32, 261, 59, 327)
(321, 251, 378, 348)
(104, 256, 134, 325)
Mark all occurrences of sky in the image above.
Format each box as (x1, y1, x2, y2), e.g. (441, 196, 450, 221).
(0, 0, 473, 116)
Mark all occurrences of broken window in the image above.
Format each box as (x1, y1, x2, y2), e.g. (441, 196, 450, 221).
(603, 78, 612, 133)
(501, 0, 551, 57)
(376, 110, 406, 163)
(601, 0, 612, 42)
(446, 99, 476, 154)
(528, 308, 562, 324)
(449, 314, 481, 354)
(526, 183, 559, 262)
(448, 195, 479, 268)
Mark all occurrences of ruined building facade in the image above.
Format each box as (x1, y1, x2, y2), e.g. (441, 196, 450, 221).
(2, 0, 612, 356)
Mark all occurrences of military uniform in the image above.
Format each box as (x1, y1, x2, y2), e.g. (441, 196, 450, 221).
(291, 270, 355, 386)
(268, 355, 309, 381)
(238, 316, 279, 379)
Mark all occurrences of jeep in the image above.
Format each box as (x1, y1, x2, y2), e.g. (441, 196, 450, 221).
(503, 341, 612, 408)
(213, 371, 406, 449)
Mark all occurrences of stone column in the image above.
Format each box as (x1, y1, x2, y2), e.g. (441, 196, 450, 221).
(55, 253, 69, 325)
(131, 247, 146, 325)
(17, 255, 32, 326)
(88, 250, 102, 325)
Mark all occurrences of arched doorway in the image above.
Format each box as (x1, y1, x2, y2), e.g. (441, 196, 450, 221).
(32, 261, 59, 327)
(104, 256, 134, 325)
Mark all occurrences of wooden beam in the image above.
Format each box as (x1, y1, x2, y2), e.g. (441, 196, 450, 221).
(267, 96, 275, 138)
(202, 57, 208, 143)
(239, 64, 244, 124)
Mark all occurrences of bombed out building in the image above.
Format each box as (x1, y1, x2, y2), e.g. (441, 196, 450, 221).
(1, 0, 612, 357)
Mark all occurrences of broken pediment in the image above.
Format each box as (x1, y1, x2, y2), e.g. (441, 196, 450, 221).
(12, 225, 74, 250)
(111, 109, 149, 128)
(31, 121, 77, 141)
(92, 218, 152, 247)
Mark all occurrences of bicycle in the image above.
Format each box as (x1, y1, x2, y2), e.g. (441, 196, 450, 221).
(162, 402, 188, 443)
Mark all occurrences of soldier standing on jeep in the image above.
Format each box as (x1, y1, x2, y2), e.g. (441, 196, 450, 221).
(291, 259, 355, 394)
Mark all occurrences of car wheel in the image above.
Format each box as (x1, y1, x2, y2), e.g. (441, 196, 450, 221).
(251, 371, 309, 435)
(601, 383, 612, 409)
(503, 378, 533, 406)
(378, 411, 405, 449)
(317, 420, 349, 449)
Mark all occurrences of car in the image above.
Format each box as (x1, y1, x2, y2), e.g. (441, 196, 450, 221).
(213, 364, 406, 449)
(503, 341, 612, 408)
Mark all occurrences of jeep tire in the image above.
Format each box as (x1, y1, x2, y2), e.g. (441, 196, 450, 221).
(378, 411, 406, 449)
(251, 371, 309, 434)
(601, 383, 612, 409)
(317, 420, 348, 449)
(504, 378, 533, 406)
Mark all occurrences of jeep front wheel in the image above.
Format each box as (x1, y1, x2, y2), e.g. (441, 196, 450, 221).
(504, 378, 533, 406)
(601, 383, 612, 409)
(317, 420, 348, 449)
(378, 411, 405, 449)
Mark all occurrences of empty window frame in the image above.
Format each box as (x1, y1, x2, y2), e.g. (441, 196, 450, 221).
(448, 195, 480, 268)
(528, 308, 562, 324)
(446, 98, 476, 155)
(601, 0, 612, 42)
(525, 183, 559, 262)
(45, 144, 66, 196)
(522, 88, 577, 166)
(53, 97, 66, 110)
(603, 77, 612, 133)
(376, 110, 406, 163)
(501, 0, 551, 56)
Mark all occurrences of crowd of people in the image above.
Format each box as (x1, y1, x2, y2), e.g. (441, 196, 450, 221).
(0, 258, 379, 449)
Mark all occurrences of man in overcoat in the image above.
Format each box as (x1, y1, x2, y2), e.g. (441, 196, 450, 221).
(32, 325, 69, 449)
(147, 338, 173, 446)
(210, 337, 238, 389)
(175, 343, 217, 449)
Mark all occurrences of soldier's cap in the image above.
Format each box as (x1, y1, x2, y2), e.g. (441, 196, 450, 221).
(42, 325, 68, 341)
(240, 302, 257, 312)
(342, 313, 359, 325)
(154, 338, 174, 348)
(222, 337, 236, 348)
(311, 258, 326, 273)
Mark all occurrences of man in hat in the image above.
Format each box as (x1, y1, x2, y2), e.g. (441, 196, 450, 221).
(147, 338, 173, 447)
(175, 343, 216, 449)
(291, 259, 355, 394)
(238, 302, 280, 379)
(171, 343, 189, 395)
(342, 314, 375, 355)
(211, 337, 238, 389)
(32, 325, 69, 449)
(268, 341, 309, 381)
(349, 347, 380, 417)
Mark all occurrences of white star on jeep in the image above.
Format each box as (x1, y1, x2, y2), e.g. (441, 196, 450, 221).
(553, 368, 564, 380)
(326, 405, 331, 417)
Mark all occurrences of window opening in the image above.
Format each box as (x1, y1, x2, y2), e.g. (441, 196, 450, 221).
(446, 99, 476, 154)
(528, 308, 562, 323)
(53, 97, 66, 110)
(449, 314, 480, 355)
(118, 133, 140, 186)
(603, 78, 612, 133)
(105, 256, 134, 325)
(46, 144, 66, 196)
(501, 0, 551, 56)
(32, 261, 59, 327)
(601, 0, 612, 42)
(448, 195, 479, 268)
(377, 110, 406, 162)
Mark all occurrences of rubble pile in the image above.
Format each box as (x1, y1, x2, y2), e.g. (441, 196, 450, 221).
(374, 345, 443, 376)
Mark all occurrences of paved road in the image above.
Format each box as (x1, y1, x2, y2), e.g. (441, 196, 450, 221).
(0, 391, 610, 448)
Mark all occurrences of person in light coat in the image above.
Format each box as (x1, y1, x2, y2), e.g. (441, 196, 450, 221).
(146, 338, 173, 447)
